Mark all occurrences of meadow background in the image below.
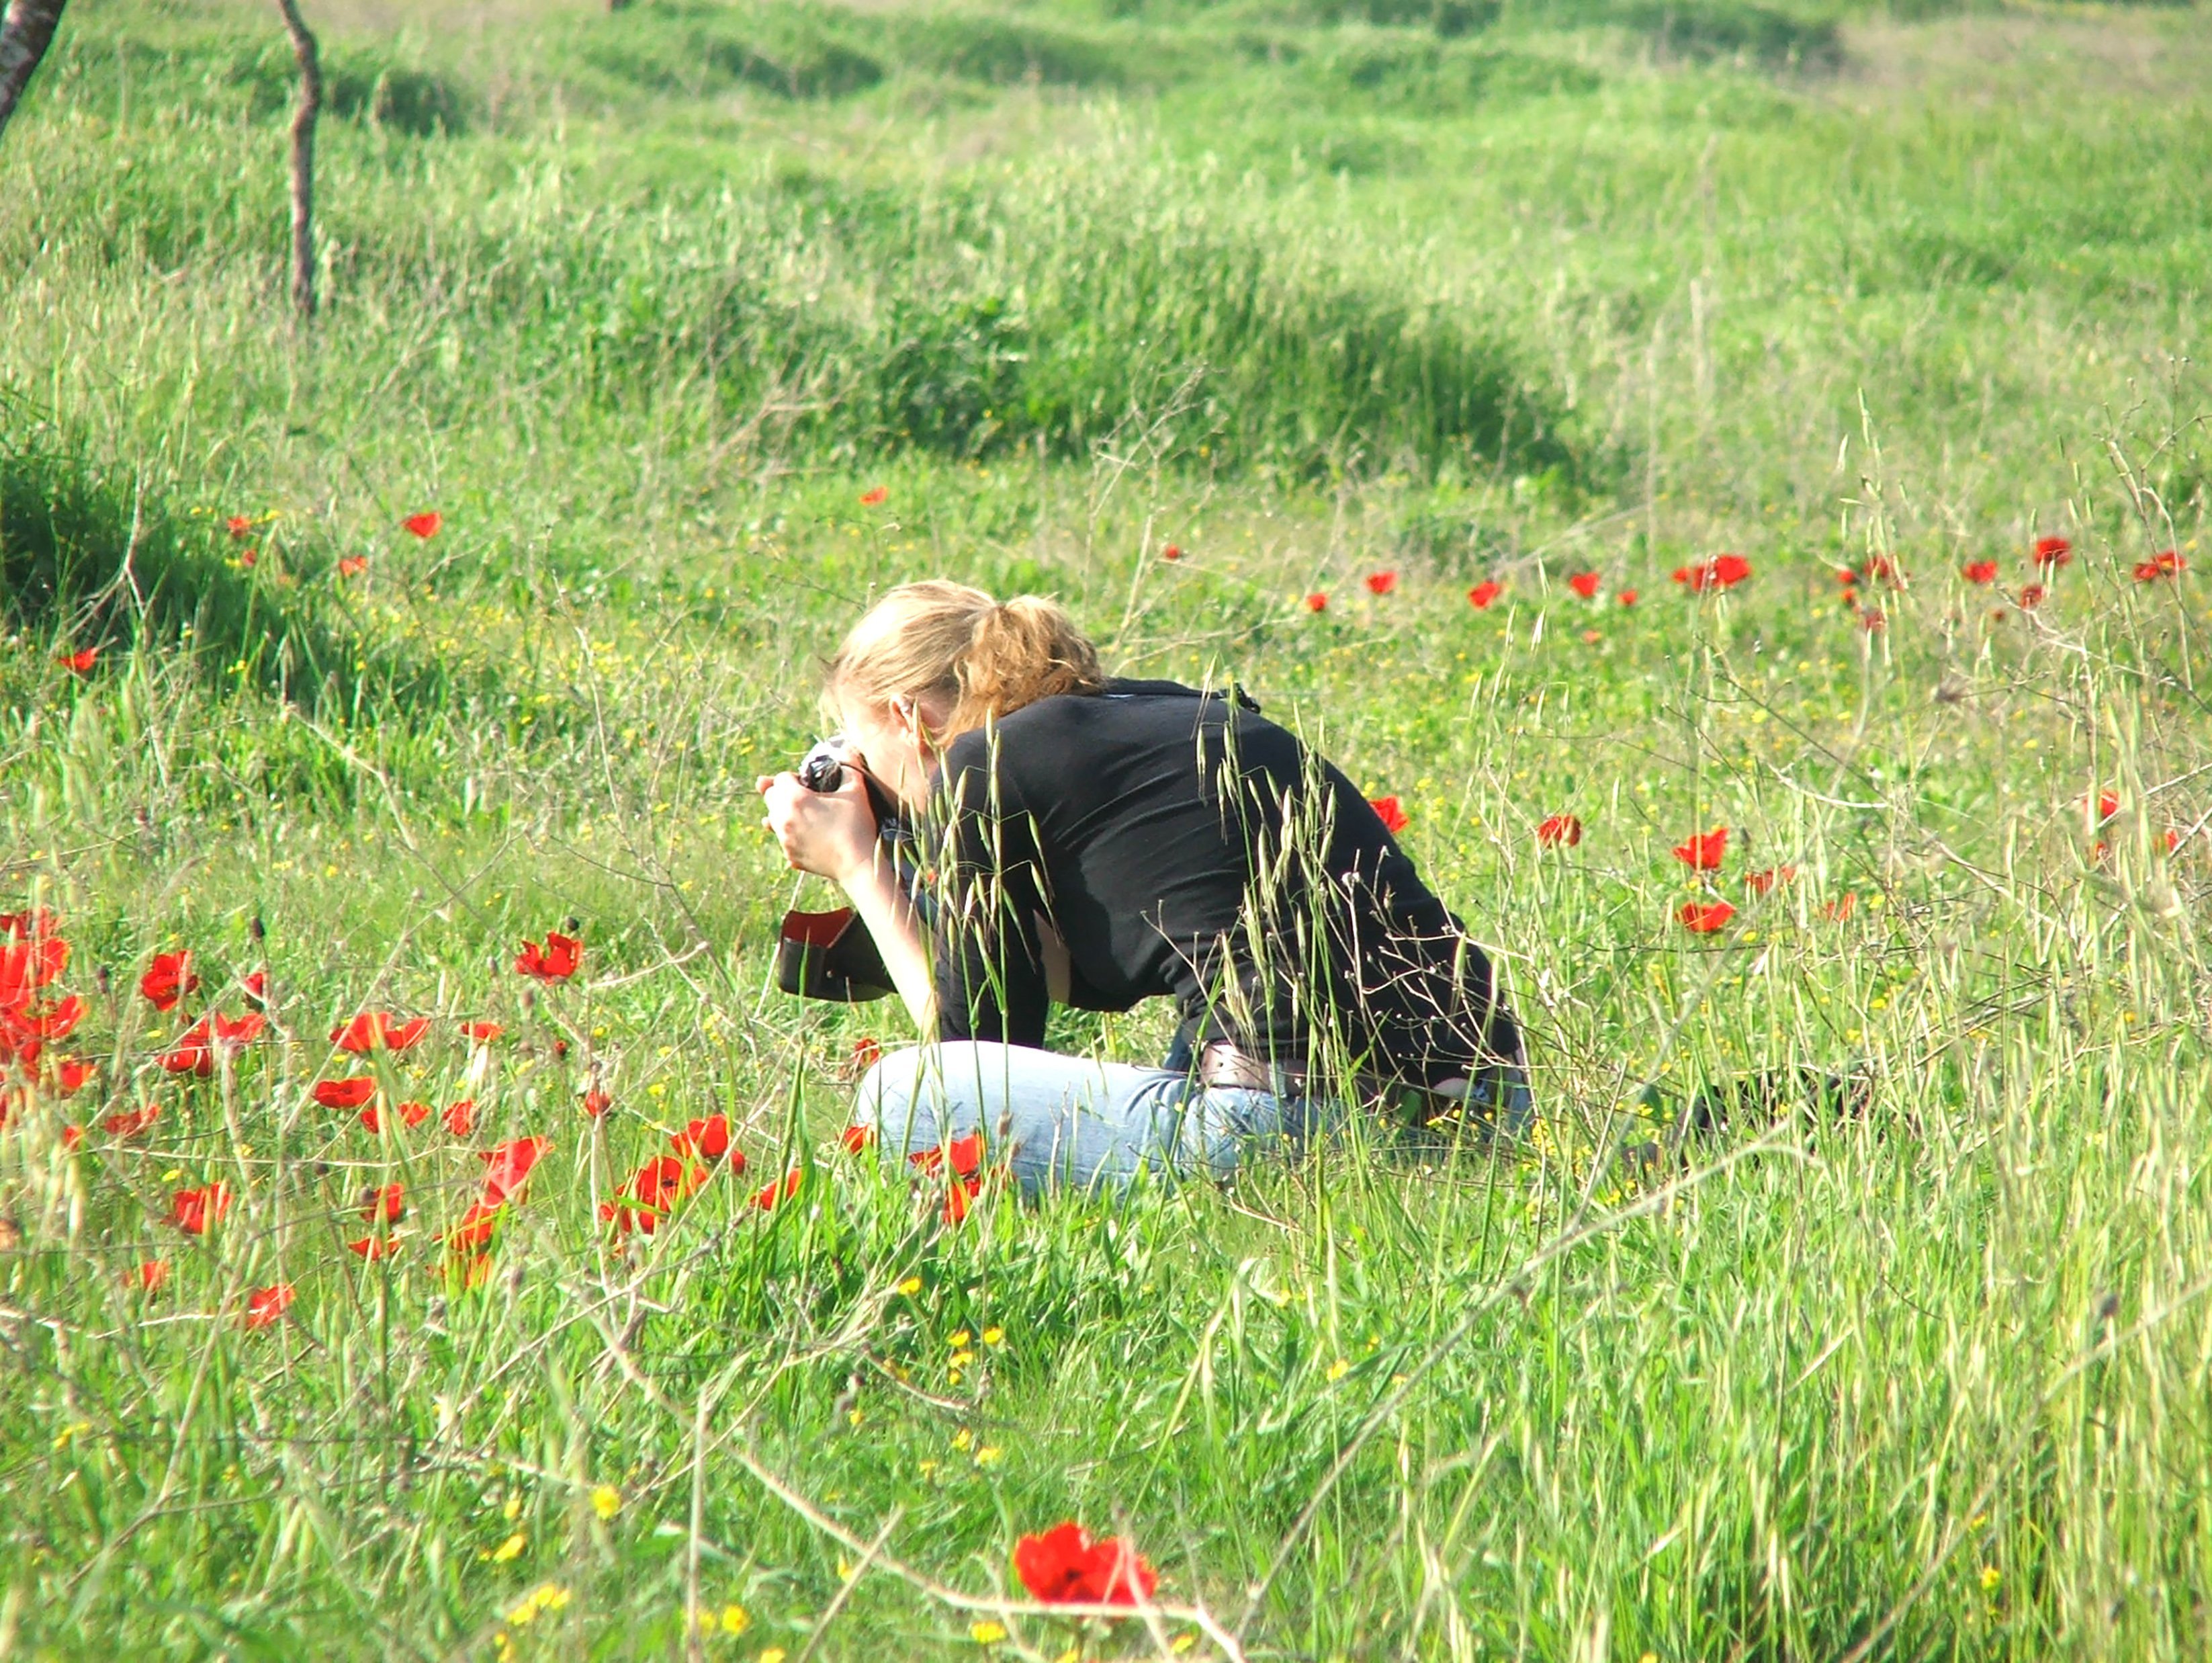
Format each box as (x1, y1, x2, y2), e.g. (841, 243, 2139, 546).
(2, 0, 2210, 1655)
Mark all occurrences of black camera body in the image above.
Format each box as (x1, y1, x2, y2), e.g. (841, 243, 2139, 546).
(773, 736, 918, 1004)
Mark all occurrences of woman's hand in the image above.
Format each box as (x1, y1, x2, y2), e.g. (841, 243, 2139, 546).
(756, 765, 879, 884)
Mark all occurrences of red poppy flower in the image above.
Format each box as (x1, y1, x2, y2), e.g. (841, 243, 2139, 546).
(347, 1236, 400, 1261)
(751, 1166, 803, 1211)
(580, 1086, 612, 1118)
(1861, 555, 1902, 586)
(672, 1113, 732, 1162)
(57, 646, 98, 674)
(49, 1057, 95, 1096)
(840, 1124, 875, 1154)
(1822, 894, 1857, 921)
(133, 1260, 169, 1293)
(0, 908, 58, 941)
(1368, 796, 1409, 835)
(239, 548, 258, 568)
(909, 1134, 985, 1178)
(2163, 828, 2182, 853)
(140, 950, 199, 1013)
(480, 1136, 551, 1203)
(443, 1099, 478, 1137)
(337, 555, 368, 578)
(2033, 536, 2071, 568)
(241, 970, 269, 1007)
(1962, 560, 1998, 585)
(851, 1035, 883, 1070)
(1536, 814, 1583, 848)
(2133, 550, 2186, 581)
(1859, 608, 1886, 633)
(1567, 572, 1601, 599)
(243, 1284, 294, 1330)
(330, 1011, 428, 1053)
(22, 994, 83, 1040)
(361, 1100, 433, 1134)
(363, 1183, 405, 1224)
(1581, 628, 1603, 646)
(226, 515, 255, 539)
(171, 1181, 232, 1235)
(60, 1123, 82, 1150)
(1617, 589, 1638, 607)
(159, 1019, 216, 1077)
(1365, 570, 1398, 596)
(2095, 791, 2121, 823)
(1838, 587, 1860, 611)
(446, 1200, 503, 1252)
(942, 1174, 981, 1226)
(1743, 864, 1797, 896)
(515, 931, 582, 982)
(1304, 591, 1328, 613)
(1160, 544, 1182, 562)
(214, 1011, 266, 1049)
(1671, 554, 1752, 592)
(102, 1104, 160, 1139)
(2019, 583, 2047, 609)
(402, 511, 443, 540)
(1013, 1522, 1160, 1606)
(459, 1020, 503, 1043)
(602, 1154, 708, 1234)
(1671, 826, 1728, 870)
(1677, 899, 1736, 933)
(859, 486, 888, 507)
(1467, 580, 1502, 609)
(455, 1252, 496, 1289)
(312, 1076, 376, 1110)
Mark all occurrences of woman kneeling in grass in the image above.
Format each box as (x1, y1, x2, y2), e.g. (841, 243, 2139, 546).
(757, 580, 1529, 1196)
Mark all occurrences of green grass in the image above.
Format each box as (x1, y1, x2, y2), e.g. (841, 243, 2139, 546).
(2, 0, 2211, 1656)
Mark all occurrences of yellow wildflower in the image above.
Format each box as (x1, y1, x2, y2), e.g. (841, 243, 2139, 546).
(975, 1445, 1003, 1467)
(981, 1327, 1004, 1347)
(948, 1330, 971, 1348)
(719, 1603, 750, 1636)
(1325, 1359, 1350, 1381)
(1980, 1566, 2002, 1592)
(591, 1485, 622, 1521)
(970, 1620, 1008, 1645)
(897, 1276, 924, 1296)
(489, 1531, 526, 1563)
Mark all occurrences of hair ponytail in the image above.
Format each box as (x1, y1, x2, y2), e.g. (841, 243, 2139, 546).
(825, 581, 1104, 736)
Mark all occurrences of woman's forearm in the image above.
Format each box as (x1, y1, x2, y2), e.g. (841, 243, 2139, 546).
(840, 853, 937, 1034)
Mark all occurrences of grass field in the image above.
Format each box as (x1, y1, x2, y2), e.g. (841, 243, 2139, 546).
(3, 0, 2211, 1656)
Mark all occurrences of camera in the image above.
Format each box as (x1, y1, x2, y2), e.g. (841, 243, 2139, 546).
(773, 736, 921, 1004)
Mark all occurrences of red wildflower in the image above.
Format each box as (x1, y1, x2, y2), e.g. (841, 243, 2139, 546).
(459, 1020, 504, 1043)
(1467, 580, 1502, 609)
(402, 511, 443, 540)
(1963, 560, 1998, 585)
(21, 994, 83, 1040)
(133, 1260, 169, 1293)
(1013, 1522, 1159, 1606)
(2133, 550, 2186, 581)
(1671, 554, 1753, 592)
(57, 646, 98, 674)
(515, 931, 582, 982)
(1536, 814, 1583, 848)
(840, 1124, 875, 1154)
(337, 555, 368, 578)
(446, 1201, 503, 1253)
(49, 1057, 95, 1096)
(1581, 628, 1603, 646)
(1567, 572, 1601, 599)
(751, 1166, 803, 1211)
(171, 1181, 232, 1236)
(2033, 536, 2071, 568)
(312, 1076, 376, 1110)
(102, 1104, 161, 1139)
(140, 950, 199, 1013)
(1617, 589, 1638, 607)
(159, 1019, 216, 1077)
(1671, 826, 1728, 870)
(243, 1284, 294, 1330)
(1822, 894, 1858, 921)
(241, 970, 269, 1007)
(1304, 591, 1328, 613)
(942, 1173, 981, 1226)
(361, 1100, 432, 1134)
(1368, 796, 1409, 835)
(363, 1183, 405, 1224)
(1365, 570, 1398, 595)
(859, 486, 888, 507)
(1743, 865, 1798, 896)
(225, 515, 255, 538)
(1677, 899, 1736, 934)
(331, 1011, 428, 1053)
(0, 908, 58, 941)
(443, 1099, 478, 1137)
(1859, 607, 1886, 633)
(348, 1236, 400, 1261)
(238, 548, 258, 568)
(851, 1035, 883, 1070)
(1862, 555, 1901, 585)
(601, 1154, 707, 1235)
(213, 1010, 266, 1049)
(909, 1134, 985, 1179)
(580, 1086, 611, 1119)
(1160, 544, 1182, 562)
(2019, 583, 2047, 609)
(2164, 828, 2183, 853)
(672, 1113, 733, 1162)
(480, 1136, 551, 1203)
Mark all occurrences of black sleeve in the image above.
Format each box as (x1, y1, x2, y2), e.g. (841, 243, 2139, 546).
(930, 742, 1050, 1047)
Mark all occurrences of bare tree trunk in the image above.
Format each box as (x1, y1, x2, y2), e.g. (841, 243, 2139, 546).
(273, 0, 321, 320)
(0, 0, 70, 142)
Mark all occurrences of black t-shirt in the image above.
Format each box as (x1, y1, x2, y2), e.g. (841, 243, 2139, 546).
(923, 679, 1522, 1086)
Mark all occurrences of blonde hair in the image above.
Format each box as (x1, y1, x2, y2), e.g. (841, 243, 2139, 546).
(825, 580, 1105, 735)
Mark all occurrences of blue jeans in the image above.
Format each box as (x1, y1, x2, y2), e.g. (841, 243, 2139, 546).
(850, 1041, 1530, 1198)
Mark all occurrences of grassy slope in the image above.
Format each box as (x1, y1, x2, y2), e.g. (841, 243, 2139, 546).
(2, 0, 2211, 1657)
